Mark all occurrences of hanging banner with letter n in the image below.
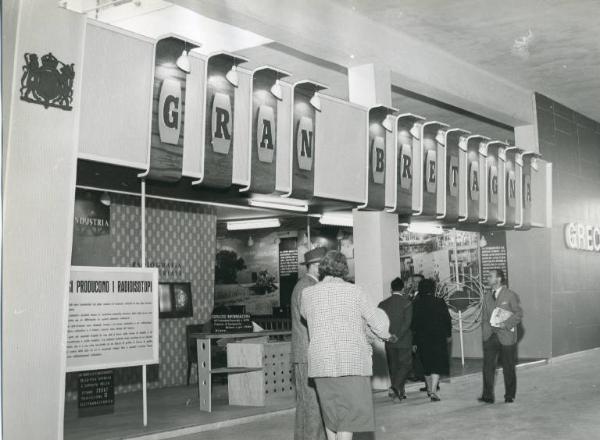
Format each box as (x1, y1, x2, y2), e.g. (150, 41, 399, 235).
(290, 81, 324, 199)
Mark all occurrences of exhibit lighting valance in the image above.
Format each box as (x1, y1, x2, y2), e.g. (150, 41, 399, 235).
(226, 218, 281, 230)
(319, 212, 354, 227)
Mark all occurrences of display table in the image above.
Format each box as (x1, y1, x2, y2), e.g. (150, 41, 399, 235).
(190, 331, 291, 412)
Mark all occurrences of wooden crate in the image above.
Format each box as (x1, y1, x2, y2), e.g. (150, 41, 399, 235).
(227, 341, 293, 407)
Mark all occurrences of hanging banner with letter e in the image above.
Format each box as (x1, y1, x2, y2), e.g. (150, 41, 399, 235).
(146, 37, 194, 182)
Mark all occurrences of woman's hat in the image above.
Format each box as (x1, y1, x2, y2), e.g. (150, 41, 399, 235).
(303, 247, 327, 265)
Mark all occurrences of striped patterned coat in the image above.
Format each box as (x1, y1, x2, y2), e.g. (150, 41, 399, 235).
(300, 276, 391, 378)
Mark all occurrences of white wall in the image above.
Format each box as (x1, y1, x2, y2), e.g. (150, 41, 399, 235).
(2, 1, 85, 438)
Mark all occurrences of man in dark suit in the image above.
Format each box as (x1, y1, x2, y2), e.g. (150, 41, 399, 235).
(291, 247, 327, 440)
(479, 269, 523, 404)
(379, 277, 413, 401)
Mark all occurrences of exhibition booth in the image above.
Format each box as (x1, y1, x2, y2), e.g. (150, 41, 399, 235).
(57, 8, 555, 440)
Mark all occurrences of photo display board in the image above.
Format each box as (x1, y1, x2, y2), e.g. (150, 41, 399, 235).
(67, 267, 159, 372)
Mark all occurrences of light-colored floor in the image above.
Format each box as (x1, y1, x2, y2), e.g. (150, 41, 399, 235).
(174, 349, 600, 440)
(63, 358, 539, 440)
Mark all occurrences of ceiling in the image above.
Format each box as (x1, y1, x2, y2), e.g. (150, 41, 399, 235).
(332, 0, 600, 123)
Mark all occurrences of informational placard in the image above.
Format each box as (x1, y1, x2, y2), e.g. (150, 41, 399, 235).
(78, 369, 114, 416)
(278, 237, 299, 308)
(479, 231, 509, 287)
(212, 314, 253, 334)
(67, 266, 159, 372)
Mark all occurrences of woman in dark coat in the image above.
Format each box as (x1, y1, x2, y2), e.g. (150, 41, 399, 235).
(411, 278, 452, 401)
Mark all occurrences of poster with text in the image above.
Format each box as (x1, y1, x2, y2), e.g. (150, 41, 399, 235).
(66, 267, 159, 372)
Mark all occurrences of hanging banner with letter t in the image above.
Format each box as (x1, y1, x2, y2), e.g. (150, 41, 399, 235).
(145, 37, 195, 182)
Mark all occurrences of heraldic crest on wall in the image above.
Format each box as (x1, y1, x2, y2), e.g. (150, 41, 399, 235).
(20, 52, 75, 111)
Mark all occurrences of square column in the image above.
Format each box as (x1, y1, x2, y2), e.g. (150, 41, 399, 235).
(353, 210, 400, 389)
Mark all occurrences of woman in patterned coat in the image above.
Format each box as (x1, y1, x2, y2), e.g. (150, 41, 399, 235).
(301, 250, 397, 440)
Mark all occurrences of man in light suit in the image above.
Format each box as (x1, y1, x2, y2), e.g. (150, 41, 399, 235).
(291, 247, 327, 440)
(478, 269, 523, 404)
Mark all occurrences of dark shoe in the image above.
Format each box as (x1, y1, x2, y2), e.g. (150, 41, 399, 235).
(430, 393, 441, 402)
(505, 397, 514, 403)
(477, 396, 494, 404)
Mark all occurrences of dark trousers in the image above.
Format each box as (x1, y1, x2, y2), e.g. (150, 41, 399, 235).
(482, 333, 517, 400)
(385, 345, 413, 396)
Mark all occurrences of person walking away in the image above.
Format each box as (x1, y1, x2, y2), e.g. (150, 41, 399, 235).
(411, 278, 452, 402)
(478, 269, 523, 404)
(301, 251, 397, 440)
(378, 277, 413, 402)
(291, 247, 328, 440)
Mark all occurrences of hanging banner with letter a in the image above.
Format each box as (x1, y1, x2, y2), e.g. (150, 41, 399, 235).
(146, 37, 194, 182)
(248, 68, 279, 194)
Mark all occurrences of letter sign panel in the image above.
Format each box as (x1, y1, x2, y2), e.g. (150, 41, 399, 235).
(297, 116, 314, 171)
(425, 149, 437, 193)
(400, 144, 413, 190)
(372, 136, 385, 184)
(211, 92, 233, 155)
(469, 160, 480, 201)
(507, 170, 516, 208)
(256, 104, 275, 163)
(146, 37, 194, 182)
(158, 78, 182, 145)
(448, 155, 459, 197)
(523, 174, 532, 208)
(489, 165, 498, 204)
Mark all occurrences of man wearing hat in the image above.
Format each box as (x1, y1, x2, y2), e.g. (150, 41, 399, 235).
(291, 246, 327, 440)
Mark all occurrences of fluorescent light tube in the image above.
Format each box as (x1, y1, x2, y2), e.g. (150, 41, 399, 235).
(249, 200, 308, 212)
(319, 213, 353, 227)
(226, 218, 281, 231)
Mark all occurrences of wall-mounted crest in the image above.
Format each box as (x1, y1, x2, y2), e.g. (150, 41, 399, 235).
(20, 52, 74, 111)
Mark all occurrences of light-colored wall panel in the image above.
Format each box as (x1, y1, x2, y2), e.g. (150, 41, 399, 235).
(314, 96, 367, 203)
(275, 83, 292, 194)
(182, 53, 206, 179)
(78, 22, 154, 168)
(232, 69, 252, 186)
(3, 2, 85, 438)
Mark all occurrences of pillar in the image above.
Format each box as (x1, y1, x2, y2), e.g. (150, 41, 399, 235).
(348, 63, 392, 107)
(2, 1, 85, 438)
(353, 210, 400, 389)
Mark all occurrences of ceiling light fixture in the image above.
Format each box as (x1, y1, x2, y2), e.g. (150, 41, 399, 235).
(176, 49, 191, 73)
(99, 191, 111, 206)
(226, 218, 281, 231)
(405, 223, 444, 235)
(381, 115, 394, 132)
(319, 212, 353, 227)
(249, 200, 308, 212)
(309, 86, 321, 111)
(226, 63, 239, 87)
(270, 73, 283, 100)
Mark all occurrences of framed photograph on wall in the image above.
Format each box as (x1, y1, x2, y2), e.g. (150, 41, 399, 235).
(159, 282, 193, 318)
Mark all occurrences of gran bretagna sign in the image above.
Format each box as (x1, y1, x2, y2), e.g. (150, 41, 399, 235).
(66, 267, 159, 372)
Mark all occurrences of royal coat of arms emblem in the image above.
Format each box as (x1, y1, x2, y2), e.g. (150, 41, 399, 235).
(20, 52, 75, 111)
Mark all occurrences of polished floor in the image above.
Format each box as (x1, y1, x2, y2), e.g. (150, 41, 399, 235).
(63, 357, 539, 439)
(174, 349, 600, 440)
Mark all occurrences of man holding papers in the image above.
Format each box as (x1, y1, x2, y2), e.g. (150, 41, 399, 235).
(478, 269, 523, 404)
